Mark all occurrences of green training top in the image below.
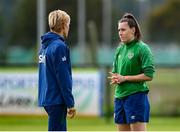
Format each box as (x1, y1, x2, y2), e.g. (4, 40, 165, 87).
(112, 40, 155, 99)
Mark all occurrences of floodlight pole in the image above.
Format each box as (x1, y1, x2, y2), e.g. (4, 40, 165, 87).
(102, 0, 112, 45)
(78, 0, 86, 48)
(37, 0, 46, 52)
(138, 0, 150, 40)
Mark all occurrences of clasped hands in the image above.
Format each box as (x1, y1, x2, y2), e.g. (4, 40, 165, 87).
(108, 72, 126, 84)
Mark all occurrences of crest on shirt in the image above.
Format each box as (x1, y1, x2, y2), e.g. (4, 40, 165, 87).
(128, 52, 134, 59)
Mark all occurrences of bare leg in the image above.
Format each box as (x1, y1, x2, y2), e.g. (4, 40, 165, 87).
(117, 124, 131, 131)
(130, 122, 147, 131)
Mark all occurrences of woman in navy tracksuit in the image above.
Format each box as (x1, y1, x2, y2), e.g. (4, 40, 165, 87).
(38, 10, 76, 131)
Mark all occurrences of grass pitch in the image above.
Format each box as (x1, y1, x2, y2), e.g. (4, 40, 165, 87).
(0, 115, 180, 131)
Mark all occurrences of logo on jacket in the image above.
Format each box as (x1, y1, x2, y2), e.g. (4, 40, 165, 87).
(130, 115, 136, 120)
(128, 52, 134, 59)
(62, 56, 67, 62)
(39, 54, 46, 63)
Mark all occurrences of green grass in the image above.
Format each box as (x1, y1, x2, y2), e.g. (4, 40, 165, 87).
(0, 115, 180, 131)
(149, 68, 180, 88)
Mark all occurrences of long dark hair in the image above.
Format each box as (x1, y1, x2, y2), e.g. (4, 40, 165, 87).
(119, 13, 141, 41)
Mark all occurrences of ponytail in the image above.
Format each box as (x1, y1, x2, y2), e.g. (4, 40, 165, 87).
(119, 13, 141, 40)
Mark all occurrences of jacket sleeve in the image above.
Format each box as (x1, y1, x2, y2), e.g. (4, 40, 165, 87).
(140, 44, 155, 78)
(53, 43, 75, 108)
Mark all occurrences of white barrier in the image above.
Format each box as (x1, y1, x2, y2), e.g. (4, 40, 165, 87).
(0, 69, 104, 115)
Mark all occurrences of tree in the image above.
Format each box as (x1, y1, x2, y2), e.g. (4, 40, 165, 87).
(46, 0, 77, 46)
(9, 0, 36, 48)
(147, 0, 180, 43)
(8, 0, 78, 49)
(86, 0, 102, 44)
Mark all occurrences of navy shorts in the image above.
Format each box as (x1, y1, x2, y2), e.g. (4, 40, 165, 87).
(114, 92, 150, 124)
(44, 105, 67, 131)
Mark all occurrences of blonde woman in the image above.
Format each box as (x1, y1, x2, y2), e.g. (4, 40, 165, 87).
(38, 10, 76, 131)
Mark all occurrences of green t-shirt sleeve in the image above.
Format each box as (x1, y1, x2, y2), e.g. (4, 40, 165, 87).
(140, 44, 155, 78)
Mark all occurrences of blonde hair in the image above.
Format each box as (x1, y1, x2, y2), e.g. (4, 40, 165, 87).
(48, 9, 70, 33)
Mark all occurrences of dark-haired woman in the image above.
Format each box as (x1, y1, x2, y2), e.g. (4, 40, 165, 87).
(109, 13, 155, 131)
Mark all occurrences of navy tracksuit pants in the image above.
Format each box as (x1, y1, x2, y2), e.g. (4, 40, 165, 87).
(44, 105, 67, 131)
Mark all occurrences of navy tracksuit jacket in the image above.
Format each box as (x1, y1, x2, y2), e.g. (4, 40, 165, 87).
(38, 32, 74, 108)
